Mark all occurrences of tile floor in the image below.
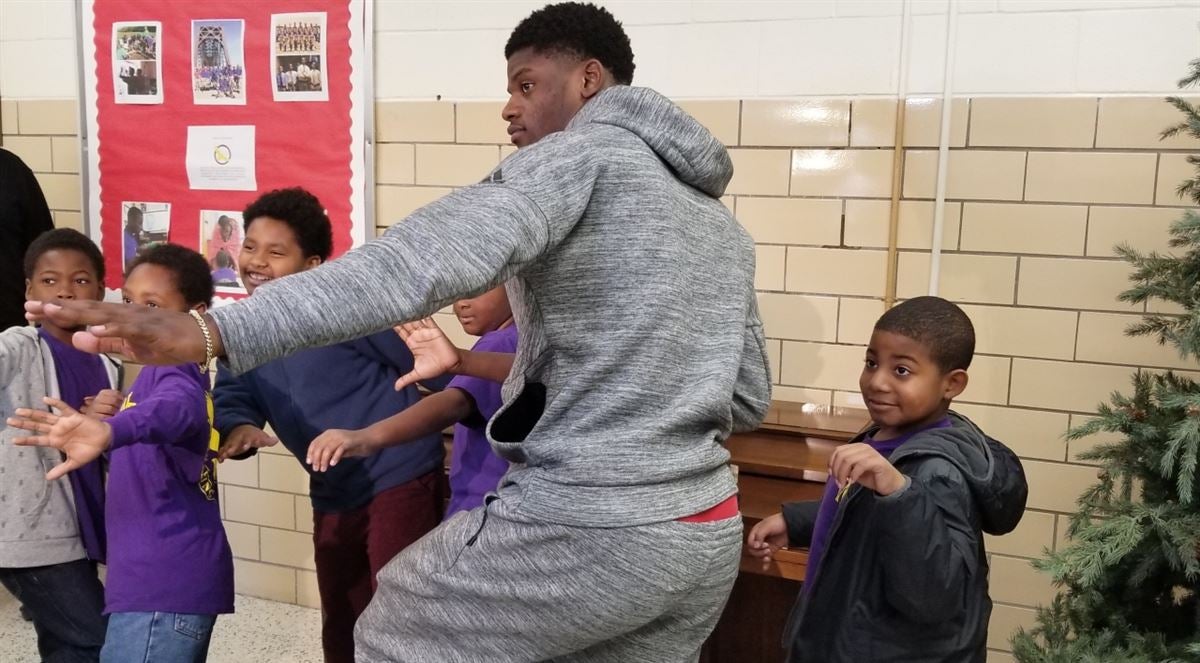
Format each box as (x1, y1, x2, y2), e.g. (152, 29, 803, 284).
(0, 590, 322, 662)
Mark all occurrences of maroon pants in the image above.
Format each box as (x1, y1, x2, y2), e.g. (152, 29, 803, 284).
(312, 471, 443, 663)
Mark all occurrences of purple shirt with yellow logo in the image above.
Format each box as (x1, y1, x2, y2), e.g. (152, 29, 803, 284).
(103, 363, 234, 615)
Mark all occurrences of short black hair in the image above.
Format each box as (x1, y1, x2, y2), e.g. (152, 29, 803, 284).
(24, 228, 106, 282)
(242, 187, 333, 261)
(505, 3, 635, 85)
(125, 243, 215, 308)
(874, 296, 975, 372)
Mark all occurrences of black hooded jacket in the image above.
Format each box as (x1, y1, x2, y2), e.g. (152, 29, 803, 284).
(782, 411, 1028, 662)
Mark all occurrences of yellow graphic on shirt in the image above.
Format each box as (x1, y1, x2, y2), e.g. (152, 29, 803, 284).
(117, 388, 220, 501)
(199, 393, 219, 501)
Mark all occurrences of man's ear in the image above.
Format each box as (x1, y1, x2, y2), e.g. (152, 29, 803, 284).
(580, 59, 605, 99)
(305, 256, 323, 270)
(943, 369, 969, 401)
(192, 303, 209, 316)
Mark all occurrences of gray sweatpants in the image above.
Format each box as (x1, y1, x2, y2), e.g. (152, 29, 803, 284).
(353, 497, 743, 662)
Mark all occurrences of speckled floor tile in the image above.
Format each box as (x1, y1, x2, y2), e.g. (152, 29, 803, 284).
(0, 589, 322, 662)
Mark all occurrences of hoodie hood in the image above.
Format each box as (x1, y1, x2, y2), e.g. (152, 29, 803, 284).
(880, 411, 1028, 535)
(567, 86, 733, 198)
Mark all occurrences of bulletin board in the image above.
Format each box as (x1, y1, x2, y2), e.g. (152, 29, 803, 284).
(78, 0, 370, 302)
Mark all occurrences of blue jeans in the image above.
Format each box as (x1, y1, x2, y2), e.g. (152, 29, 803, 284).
(100, 611, 217, 663)
(0, 559, 107, 663)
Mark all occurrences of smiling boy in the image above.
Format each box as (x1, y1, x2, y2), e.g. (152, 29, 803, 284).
(212, 188, 448, 663)
(749, 297, 1028, 662)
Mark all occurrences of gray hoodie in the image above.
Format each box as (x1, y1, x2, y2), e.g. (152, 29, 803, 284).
(211, 85, 771, 526)
(0, 327, 88, 566)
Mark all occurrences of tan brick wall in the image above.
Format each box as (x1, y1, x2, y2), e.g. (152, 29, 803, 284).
(370, 95, 1198, 658)
(6, 95, 1197, 658)
(216, 443, 321, 608)
(2, 99, 83, 231)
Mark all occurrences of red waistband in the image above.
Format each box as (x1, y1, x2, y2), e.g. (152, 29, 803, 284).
(676, 494, 740, 523)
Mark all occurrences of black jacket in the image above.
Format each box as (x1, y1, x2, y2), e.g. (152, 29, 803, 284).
(0, 147, 55, 330)
(782, 411, 1028, 662)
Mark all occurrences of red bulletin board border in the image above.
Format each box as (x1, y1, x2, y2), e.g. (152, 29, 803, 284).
(80, 0, 369, 300)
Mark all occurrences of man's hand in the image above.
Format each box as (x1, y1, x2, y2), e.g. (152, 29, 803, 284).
(25, 300, 222, 364)
(747, 513, 789, 571)
(7, 397, 113, 480)
(829, 443, 907, 497)
(81, 389, 124, 420)
(307, 428, 377, 472)
(217, 424, 279, 462)
(393, 318, 461, 391)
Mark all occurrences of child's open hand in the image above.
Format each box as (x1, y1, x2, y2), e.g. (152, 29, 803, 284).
(829, 443, 907, 497)
(747, 513, 789, 571)
(7, 397, 113, 480)
(393, 318, 461, 391)
(307, 428, 374, 472)
(81, 389, 124, 420)
(217, 424, 278, 462)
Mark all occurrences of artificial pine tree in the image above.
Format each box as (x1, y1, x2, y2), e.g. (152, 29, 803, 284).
(1010, 61, 1200, 663)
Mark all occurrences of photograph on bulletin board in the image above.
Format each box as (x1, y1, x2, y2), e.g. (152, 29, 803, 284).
(191, 19, 246, 105)
(79, 0, 369, 304)
(120, 201, 170, 269)
(200, 210, 247, 294)
(112, 21, 162, 104)
(271, 12, 328, 102)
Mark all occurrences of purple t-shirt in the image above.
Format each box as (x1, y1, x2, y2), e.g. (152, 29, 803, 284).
(38, 329, 111, 563)
(802, 416, 953, 591)
(444, 324, 518, 518)
(104, 363, 234, 615)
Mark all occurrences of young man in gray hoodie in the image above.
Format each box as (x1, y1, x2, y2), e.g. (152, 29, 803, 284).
(28, 3, 771, 660)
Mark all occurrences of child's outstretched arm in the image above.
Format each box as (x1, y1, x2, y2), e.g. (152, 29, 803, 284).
(393, 318, 514, 389)
(213, 364, 278, 462)
(307, 388, 473, 472)
(81, 388, 124, 419)
(8, 396, 112, 480)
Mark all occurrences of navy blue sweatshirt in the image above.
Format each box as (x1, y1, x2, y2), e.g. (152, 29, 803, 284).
(213, 329, 447, 513)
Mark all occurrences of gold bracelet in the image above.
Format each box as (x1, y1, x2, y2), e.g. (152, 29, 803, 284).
(189, 309, 214, 370)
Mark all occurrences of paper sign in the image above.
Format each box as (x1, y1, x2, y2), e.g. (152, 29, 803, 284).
(185, 125, 257, 191)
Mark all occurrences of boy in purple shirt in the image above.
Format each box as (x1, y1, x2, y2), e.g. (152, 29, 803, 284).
(10, 244, 234, 663)
(747, 297, 1027, 662)
(308, 285, 516, 517)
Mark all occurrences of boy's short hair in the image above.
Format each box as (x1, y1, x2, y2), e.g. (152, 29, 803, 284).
(242, 187, 333, 261)
(505, 2, 635, 85)
(23, 228, 106, 283)
(126, 206, 143, 223)
(126, 243, 215, 308)
(875, 296, 975, 372)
